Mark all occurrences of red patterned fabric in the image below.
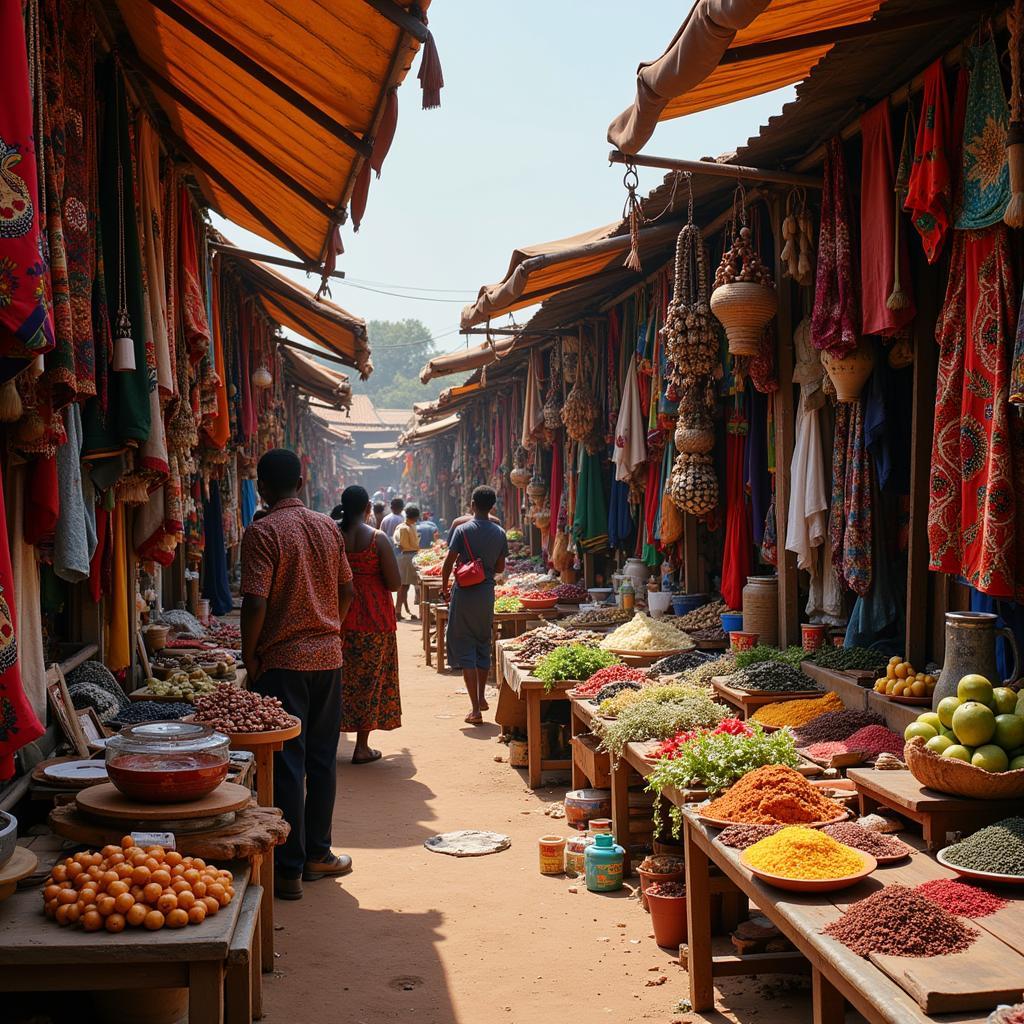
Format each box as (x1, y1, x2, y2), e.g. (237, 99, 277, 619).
(177, 191, 210, 363)
(721, 409, 751, 610)
(0, 0, 53, 361)
(829, 400, 873, 597)
(340, 631, 400, 732)
(905, 59, 953, 264)
(811, 138, 860, 358)
(23, 454, 59, 546)
(929, 227, 1023, 598)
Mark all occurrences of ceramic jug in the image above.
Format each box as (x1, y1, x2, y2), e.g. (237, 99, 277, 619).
(932, 612, 1020, 708)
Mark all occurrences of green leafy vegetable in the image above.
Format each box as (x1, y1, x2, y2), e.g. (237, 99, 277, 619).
(534, 644, 618, 690)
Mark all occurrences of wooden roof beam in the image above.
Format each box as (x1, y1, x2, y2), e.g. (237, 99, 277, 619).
(608, 150, 821, 189)
(278, 337, 354, 368)
(208, 241, 345, 280)
(361, 0, 430, 43)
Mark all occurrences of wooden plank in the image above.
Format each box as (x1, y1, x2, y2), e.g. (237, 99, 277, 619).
(712, 951, 809, 977)
(770, 192, 800, 649)
(870, 930, 1024, 1014)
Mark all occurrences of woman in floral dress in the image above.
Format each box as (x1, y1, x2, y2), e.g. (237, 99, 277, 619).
(335, 486, 402, 763)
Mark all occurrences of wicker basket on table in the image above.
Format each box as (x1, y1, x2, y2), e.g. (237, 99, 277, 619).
(904, 736, 1024, 800)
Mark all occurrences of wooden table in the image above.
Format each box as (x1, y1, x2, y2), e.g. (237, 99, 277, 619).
(494, 640, 572, 787)
(430, 606, 561, 676)
(681, 808, 1022, 1022)
(712, 675, 825, 719)
(226, 719, 301, 969)
(847, 767, 1023, 850)
(0, 849, 261, 1024)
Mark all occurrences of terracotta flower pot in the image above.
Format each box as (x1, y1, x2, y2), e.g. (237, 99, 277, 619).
(646, 887, 688, 949)
(821, 339, 874, 402)
(710, 281, 777, 356)
(637, 866, 685, 911)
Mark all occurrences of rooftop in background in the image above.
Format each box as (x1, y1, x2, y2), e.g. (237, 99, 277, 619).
(325, 394, 413, 433)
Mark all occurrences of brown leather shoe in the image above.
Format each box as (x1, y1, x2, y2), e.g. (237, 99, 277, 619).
(275, 877, 303, 900)
(302, 853, 353, 881)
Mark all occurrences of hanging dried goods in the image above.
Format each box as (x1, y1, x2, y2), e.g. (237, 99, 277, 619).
(743, 826, 864, 880)
(701, 765, 845, 825)
(710, 226, 777, 357)
(668, 451, 718, 516)
(561, 370, 599, 442)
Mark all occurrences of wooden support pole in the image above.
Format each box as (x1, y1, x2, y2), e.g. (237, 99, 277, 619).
(609, 150, 821, 190)
(209, 242, 345, 279)
(278, 337, 354, 369)
(769, 193, 800, 647)
(361, 0, 430, 42)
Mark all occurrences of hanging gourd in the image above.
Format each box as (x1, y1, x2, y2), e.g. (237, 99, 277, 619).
(710, 210, 777, 357)
(542, 345, 562, 430)
(509, 444, 531, 489)
(527, 474, 547, 503)
(674, 386, 715, 454)
(780, 189, 815, 287)
(561, 341, 599, 443)
(253, 365, 273, 390)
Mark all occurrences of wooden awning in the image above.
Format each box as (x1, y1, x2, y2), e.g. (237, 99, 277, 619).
(221, 252, 372, 378)
(420, 338, 518, 384)
(115, 0, 436, 271)
(608, 0, 887, 153)
(281, 346, 352, 409)
(460, 219, 683, 331)
(399, 413, 461, 446)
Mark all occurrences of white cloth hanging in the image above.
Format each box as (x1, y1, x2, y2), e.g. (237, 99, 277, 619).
(786, 403, 827, 570)
(521, 351, 544, 449)
(612, 355, 646, 483)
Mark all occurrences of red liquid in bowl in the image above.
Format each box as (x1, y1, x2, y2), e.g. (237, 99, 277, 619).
(107, 752, 228, 803)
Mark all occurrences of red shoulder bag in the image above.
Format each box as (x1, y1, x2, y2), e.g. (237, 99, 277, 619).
(454, 531, 486, 588)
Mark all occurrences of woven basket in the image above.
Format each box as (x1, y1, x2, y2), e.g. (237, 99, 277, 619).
(710, 281, 777, 356)
(904, 736, 1024, 800)
(509, 466, 531, 489)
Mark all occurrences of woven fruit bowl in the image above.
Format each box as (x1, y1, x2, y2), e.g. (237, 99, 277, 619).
(904, 736, 1024, 800)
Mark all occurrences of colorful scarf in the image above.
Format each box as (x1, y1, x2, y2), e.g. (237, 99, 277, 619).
(829, 401, 874, 597)
(721, 406, 752, 610)
(0, 0, 53, 360)
(811, 138, 860, 357)
(956, 39, 1010, 230)
(929, 227, 1023, 598)
(178, 191, 210, 363)
(860, 100, 915, 335)
(905, 59, 953, 263)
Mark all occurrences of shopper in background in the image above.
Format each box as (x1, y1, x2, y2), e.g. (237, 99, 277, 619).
(416, 511, 439, 549)
(336, 485, 402, 765)
(371, 500, 386, 528)
(379, 496, 405, 546)
(441, 486, 508, 725)
(393, 504, 422, 620)
(240, 448, 354, 900)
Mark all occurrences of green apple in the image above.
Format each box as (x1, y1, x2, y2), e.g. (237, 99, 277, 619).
(917, 712, 943, 733)
(942, 744, 973, 762)
(971, 744, 1009, 773)
(937, 696, 962, 729)
(992, 687, 1018, 715)
(993, 713, 1024, 752)
(905, 721, 937, 742)
(1010, 755, 1024, 771)
(958, 674, 994, 707)
(925, 735, 954, 755)
(951, 702, 996, 746)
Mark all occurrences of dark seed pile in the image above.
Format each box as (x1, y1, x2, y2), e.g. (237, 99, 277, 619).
(792, 709, 884, 746)
(111, 701, 193, 725)
(650, 650, 714, 677)
(592, 679, 643, 703)
(942, 817, 1024, 876)
(821, 822, 911, 859)
(914, 879, 1009, 918)
(823, 885, 978, 957)
(732, 661, 820, 693)
(716, 823, 783, 850)
(809, 645, 888, 675)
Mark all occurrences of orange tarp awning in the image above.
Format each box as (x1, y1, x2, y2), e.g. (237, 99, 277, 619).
(117, 0, 432, 265)
(399, 413, 461, 447)
(608, 0, 884, 153)
(280, 346, 352, 409)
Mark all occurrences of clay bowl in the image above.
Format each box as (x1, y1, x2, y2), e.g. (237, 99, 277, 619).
(936, 847, 1024, 886)
(740, 848, 877, 892)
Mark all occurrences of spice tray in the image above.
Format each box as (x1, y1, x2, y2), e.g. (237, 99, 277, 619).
(935, 847, 1024, 885)
(607, 647, 694, 665)
(739, 848, 876, 892)
(731, 686, 824, 698)
(797, 746, 872, 769)
(695, 807, 849, 830)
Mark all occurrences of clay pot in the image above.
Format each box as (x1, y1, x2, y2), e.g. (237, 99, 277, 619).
(637, 866, 685, 911)
(742, 575, 778, 647)
(821, 339, 875, 402)
(646, 887, 688, 949)
(710, 281, 777, 356)
(932, 611, 1020, 707)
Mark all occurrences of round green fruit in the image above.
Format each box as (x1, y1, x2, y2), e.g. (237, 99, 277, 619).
(942, 745, 973, 762)
(917, 712, 943, 733)
(993, 713, 1024, 752)
(957, 674, 994, 707)
(940, 726, 957, 740)
(937, 696, 962, 729)
(951, 702, 996, 746)
(992, 687, 1018, 715)
(925, 735, 955, 755)
(1010, 755, 1024, 771)
(971, 744, 1009, 773)
(905, 721, 937, 742)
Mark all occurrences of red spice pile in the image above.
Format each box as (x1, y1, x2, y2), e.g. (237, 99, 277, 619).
(573, 665, 648, 697)
(823, 885, 978, 957)
(804, 725, 905, 762)
(703, 765, 846, 825)
(914, 879, 1009, 918)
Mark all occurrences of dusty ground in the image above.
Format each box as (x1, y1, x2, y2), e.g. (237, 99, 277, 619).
(263, 621, 830, 1024)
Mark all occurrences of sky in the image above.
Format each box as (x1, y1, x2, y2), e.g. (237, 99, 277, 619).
(211, 1, 795, 361)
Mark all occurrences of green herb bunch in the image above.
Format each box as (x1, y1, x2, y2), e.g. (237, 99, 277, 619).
(810, 645, 888, 675)
(595, 694, 729, 762)
(645, 725, 800, 837)
(733, 645, 807, 670)
(535, 644, 619, 690)
(598, 682, 707, 717)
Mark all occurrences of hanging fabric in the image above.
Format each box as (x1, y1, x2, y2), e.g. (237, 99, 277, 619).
(860, 100, 916, 334)
(721, 404, 752, 609)
(54, 403, 93, 581)
(811, 138, 860, 357)
(521, 350, 544, 450)
(830, 399, 874, 597)
(745, 383, 771, 549)
(202, 479, 233, 616)
(612, 354, 646, 483)
(106, 503, 130, 672)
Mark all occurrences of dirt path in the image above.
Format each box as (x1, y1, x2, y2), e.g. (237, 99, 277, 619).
(262, 621, 817, 1024)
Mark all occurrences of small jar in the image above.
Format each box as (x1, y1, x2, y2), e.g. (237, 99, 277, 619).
(620, 580, 635, 612)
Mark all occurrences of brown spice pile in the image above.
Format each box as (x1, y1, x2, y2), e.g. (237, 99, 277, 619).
(823, 885, 978, 957)
(703, 765, 846, 825)
(821, 822, 911, 859)
(716, 823, 783, 850)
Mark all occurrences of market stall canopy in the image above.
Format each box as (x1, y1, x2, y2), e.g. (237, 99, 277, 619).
(420, 337, 518, 383)
(608, 0, 891, 153)
(280, 346, 352, 409)
(309, 413, 354, 446)
(220, 252, 372, 378)
(115, 0, 436, 270)
(399, 412, 461, 446)
(460, 220, 683, 330)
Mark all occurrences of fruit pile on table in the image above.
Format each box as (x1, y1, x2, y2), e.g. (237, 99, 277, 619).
(905, 674, 1024, 773)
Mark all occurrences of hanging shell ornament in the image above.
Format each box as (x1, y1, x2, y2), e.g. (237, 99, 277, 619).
(561, 373, 598, 443)
(710, 226, 777, 357)
(674, 386, 714, 454)
(253, 365, 273, 389)
(669, 452, 718, 516)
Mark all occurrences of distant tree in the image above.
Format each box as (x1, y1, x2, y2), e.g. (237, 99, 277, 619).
(361, 319, 446, 408)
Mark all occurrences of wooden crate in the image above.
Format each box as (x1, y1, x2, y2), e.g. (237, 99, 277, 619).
(570, 732, 612, 788)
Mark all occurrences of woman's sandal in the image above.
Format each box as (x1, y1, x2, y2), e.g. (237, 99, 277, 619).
(352, 749, 382, 765)
(464, 712, 483, 725)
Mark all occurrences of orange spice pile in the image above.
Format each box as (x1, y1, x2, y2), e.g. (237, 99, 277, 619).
(703, 764, 846, 825)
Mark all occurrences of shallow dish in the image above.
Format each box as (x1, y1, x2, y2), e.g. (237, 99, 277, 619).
(936, 847, 1024, 885)
(520, 596, 559, 610)
(740, 848, 876, 892)
(885, 693, 931, 706)
(695, 807, 849, 831)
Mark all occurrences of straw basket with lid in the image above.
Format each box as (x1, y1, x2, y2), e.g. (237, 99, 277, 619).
(710, 226, 777, 357)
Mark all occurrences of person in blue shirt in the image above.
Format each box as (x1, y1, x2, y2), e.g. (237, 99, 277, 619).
(416, 512, 439, 549)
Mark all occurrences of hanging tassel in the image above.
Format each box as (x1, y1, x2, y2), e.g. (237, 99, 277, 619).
(887, 102, 915, 311)
(418, 30, 444, 109)
(622, 164, 643, 273)
(112, 309, 136, 372)
(318, 223, 344, 299)
(0, 379, 22, 422)
(350, 160, 371, 234)
(371, 89, 399, 177)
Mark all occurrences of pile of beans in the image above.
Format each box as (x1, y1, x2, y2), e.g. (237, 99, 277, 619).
(511, 625, 603, 663)
(573, 664, 648, 697)
(192, 685, 293, 733)
(914, 879, 1008, 918)
(791, 709, 884, 746)
(820, 822, 911, 859)
(823, 885, 978, 956)
(941, 817, 1024, 876)
(112, 701, 193, 725)
(673, 600, 727, 631)
(650, 650, 714, 677)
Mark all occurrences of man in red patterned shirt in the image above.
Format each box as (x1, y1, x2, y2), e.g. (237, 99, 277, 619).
(241, 449, 355, 900)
